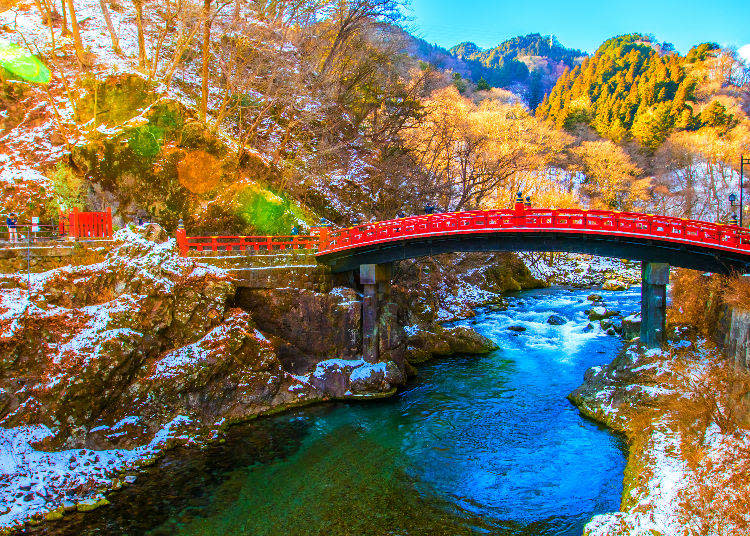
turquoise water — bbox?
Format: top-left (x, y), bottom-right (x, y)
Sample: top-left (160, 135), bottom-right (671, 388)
top-left (32, 287), bottom-right (639, 536)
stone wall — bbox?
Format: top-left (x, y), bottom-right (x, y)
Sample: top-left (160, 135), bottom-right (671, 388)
top-left (722, 306), bottom-right (750, 370)
top-left (0, 244), bottom-right (106, 274)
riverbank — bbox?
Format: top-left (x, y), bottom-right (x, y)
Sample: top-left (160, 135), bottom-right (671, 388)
top-left (13, 285), bottom-right (636, 536)
top-left (570, 337), bottom-right (750, 535)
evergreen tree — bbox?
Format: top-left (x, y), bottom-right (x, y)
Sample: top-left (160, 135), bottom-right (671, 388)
top-left (476, 77), bottom-right (491, 91)
top-left (700, 100), bottom-right (731, 129)
top-left (631, 102), bottom-right (674, 151)
top-left (534, 33), bottom-right (727, 150)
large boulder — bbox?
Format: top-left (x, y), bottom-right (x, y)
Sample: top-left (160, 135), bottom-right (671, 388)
top-left (602, 279), bottom-right (628, 291)
top-left (405, 324), bottom-right (497, 364)
top-left (309, 359), bottom-right (403, 397)
top-left (447, 326), bottom-right (498, 354)
top-left (621, 313), bottom-right (641, 340)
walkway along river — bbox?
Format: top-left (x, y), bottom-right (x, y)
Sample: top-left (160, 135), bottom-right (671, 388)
top-left (24, 286), bottom-right (642, 536)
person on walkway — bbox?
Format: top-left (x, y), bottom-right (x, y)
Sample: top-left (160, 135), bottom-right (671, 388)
top-left (6, 213), bottom-right (18, 244)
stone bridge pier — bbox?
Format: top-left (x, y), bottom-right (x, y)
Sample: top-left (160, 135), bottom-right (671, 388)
top-left (640, 262), bottom-right (669, 348)
top-left (358, 263), bottom-right (400, 364)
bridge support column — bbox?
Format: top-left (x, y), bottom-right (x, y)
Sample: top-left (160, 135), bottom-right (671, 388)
top-left (640, 262), bottom-right (669, 348)
top-left (360, 263), bottom-right (392, 364)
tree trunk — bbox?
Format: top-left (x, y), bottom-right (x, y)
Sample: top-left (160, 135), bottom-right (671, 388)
top-left (201, 0), bottom-right (212, 122)
top-left (134, 0), bottom-right (147, 69)
top-left (34, 0), bottom-right (51, 25)
top-left (65, 0), bottom-right (86, 64)
top-left (60, 0), bottom-right (70, 35)
top-left (99, 0), bottom-right (123, 56)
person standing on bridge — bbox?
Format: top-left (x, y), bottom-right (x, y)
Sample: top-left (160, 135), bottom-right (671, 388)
top-left (6, 212), bottom-right (18, 244)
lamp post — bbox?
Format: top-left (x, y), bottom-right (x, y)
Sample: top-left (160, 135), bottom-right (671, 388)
top-left (729, 193), bottom-right (739, 225)
top-left (741, 155), bottom-right (750, 227)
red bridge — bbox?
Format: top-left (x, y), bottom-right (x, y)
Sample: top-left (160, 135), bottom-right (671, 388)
top-left (177, 206), bottom-right (750, 273)
top-left (314, 207), bottom-right (750, 274)
top-left (177, 203), bottom-right (750, 349)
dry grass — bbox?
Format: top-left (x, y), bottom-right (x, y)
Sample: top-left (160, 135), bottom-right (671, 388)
top-left (660, 346), bottom-right (750, 535)
top-left (668, 269), bottom-right (728, 337)
top-left (720, 273), bottom-right (750, 312)
top-left (670, 269), bottom-right (750, 336)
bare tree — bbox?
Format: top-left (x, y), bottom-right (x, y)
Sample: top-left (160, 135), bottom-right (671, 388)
top-left (317, 0), bottom-right (401, 76)
top-left (65, 0), bottom-right (86, 64)
top-left (133, 0), bottom-right (148, 68)
top-left (200, 0), bottom-right (211, 121)
top-left (99, 0), bottom-right (123, 56)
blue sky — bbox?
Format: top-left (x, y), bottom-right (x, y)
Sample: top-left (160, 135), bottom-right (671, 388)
top-left (406, 0), bottom-right (750, 54)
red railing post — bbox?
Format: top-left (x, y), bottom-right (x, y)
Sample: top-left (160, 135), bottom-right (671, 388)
top-left (513, 191), bottom-right (525, 226)
top-left (175, 220), bottom-right (188, 257)
top-left (72, 208), bottom-right (79, 240)
top-left (105, 207), bottom-right (113, 238)
top-left (314, 226), bottom-right (330, 252)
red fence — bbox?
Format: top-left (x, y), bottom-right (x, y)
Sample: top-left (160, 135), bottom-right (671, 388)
top-left (60, 208), bottom-right (113, 239)
top-left (318, 208), bottom-right (750, 257)
top-left (175, 229), bottom-right (320, 256)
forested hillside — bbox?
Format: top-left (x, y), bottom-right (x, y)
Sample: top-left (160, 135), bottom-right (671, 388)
top-left (534, 33), bottom-right (750, 220)
top-left (537, 34), bottom-right (748, 151)
top-left (449, 34), bottom-right (586, 107)
top-left (387, 30), bottom-right (584, 108)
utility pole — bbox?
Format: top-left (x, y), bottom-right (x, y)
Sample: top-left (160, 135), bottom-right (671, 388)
top-left (26, 224), bottom-right (31, 303)
top-left (742, 155), bottom-right (750, 227)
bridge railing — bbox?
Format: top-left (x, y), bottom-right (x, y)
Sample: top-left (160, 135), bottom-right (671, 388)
top-left (0, 209), bottom-right (113, 246)
top-left (319, 209), bottom-right (750, 255)
top-left (176, 233), bottom-right (320, 256)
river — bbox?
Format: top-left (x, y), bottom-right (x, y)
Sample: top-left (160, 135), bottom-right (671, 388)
top-left (30, 286), bottom-right (641, 536)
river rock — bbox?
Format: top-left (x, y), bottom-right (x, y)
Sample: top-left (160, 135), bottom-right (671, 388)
top-left (547, 314), bottom-right (567, 325)
top-left (621, 313), bottom-right (641, 340)
top-left (507, 325), bottom-right (527, 332)
top-left (587, 294), bottom-right (603, 302)
top-left (405, 325), bottom-right (497, 364)
top-left (602, 279), bottom-right (628, 291)
top-left (349, 361), bottom-right (404, 394)
top-left (587, 307), bottom-right (620, 321)
top-left (447, 326), bottom-right (498, 354)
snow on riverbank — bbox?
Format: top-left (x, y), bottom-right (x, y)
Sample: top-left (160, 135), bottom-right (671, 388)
top-left (0, 416), bottom-right (195, 530)
top-left (523, 253), bottom-right (641, 288)
top-left (575, 341), bottom-right (750, 536)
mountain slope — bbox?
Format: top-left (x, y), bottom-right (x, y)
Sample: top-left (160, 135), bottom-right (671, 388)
top-left (535, 34), bottom-right (745, 151)
top-left (448, 33), bottom-right (586, 107)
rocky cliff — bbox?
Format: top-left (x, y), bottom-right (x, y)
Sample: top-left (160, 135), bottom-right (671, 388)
top-left (0, 225), bottom-right (408, 530)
